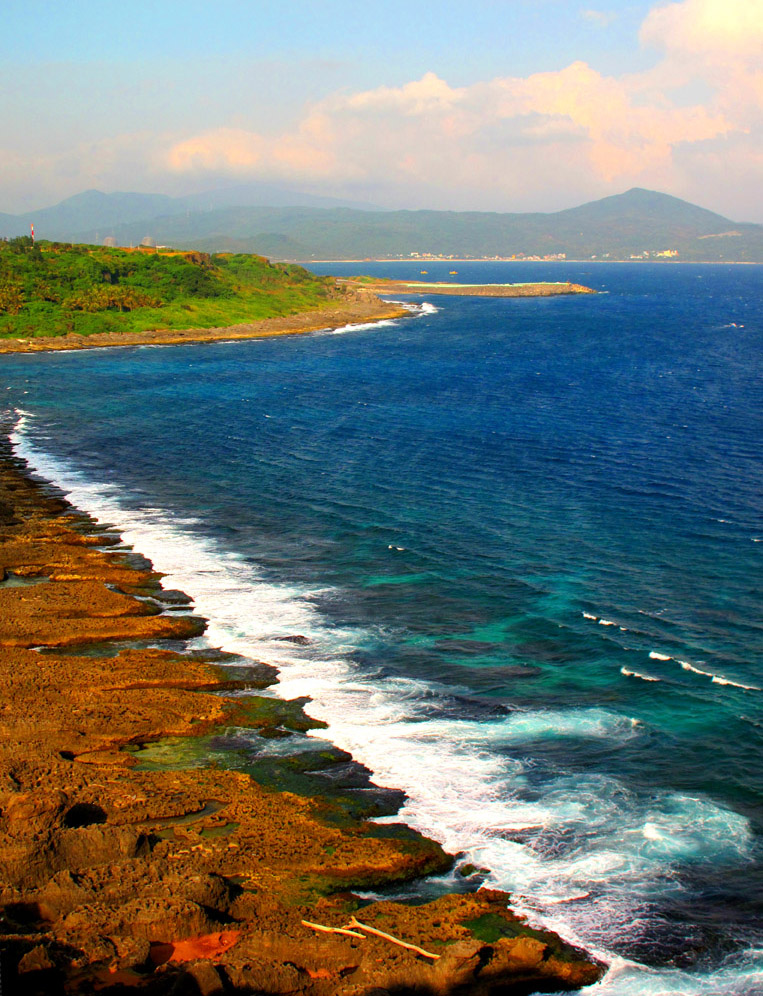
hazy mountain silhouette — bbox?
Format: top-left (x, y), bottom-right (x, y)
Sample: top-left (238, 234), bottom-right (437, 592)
top-left (2, 187), bottom-right (760, 262)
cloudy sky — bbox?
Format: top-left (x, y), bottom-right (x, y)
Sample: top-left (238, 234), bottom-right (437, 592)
top-left (1, 0), bottom-right (761, 219)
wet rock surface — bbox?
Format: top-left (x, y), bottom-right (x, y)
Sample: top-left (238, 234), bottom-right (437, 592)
top-left (0, 438), bottom-right (605, 994)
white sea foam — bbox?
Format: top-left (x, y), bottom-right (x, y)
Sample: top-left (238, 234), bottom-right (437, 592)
top-left (590, 953), bottom-right (763, 996)
top-left (582, 610), bottom-right (629, 632)
top-left (711, 675), bottom-right (762, 692)
top-left (621, 668), bottom-right (660, 683)
top-left (10, 415), bottom-right (761, 996)
top-left (320, 318), bottom-right (399, 336)
top-left (680, 660), bottom-right (714, 677)
top-left (677, 659), bottom-right (761, 691)
top-left (649, 651), bottom-right (672, 661)
top-left (319, 300), bottom-right (437, 336)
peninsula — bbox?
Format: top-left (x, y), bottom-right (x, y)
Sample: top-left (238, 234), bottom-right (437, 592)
top-left (0, 239), bottom-right (597, 356)
top-left (0, 437), bottom-right (606, 993)
top-left (0, 239), bottom-right (406, 354)
top-left (342, 278), bottom-right (596, 298)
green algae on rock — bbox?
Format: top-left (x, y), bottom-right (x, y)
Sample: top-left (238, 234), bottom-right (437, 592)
top-left (0, 438), bottom-right (606, 994)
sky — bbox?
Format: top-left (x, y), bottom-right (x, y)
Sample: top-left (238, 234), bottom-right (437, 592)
top-left (1, 0), bottom-right (761, 220)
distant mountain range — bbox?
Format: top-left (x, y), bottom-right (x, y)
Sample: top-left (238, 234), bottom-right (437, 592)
top-left (1, 187), bottom-right (761, 263)
top-left (0, 184), bottom-right (382, 242)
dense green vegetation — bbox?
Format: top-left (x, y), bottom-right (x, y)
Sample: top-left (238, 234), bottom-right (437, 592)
top-left (0, 238), bottom-right (337, 339)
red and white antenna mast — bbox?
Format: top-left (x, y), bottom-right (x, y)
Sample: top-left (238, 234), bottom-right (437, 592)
top-left (30, 223), bottom-right (35, 244)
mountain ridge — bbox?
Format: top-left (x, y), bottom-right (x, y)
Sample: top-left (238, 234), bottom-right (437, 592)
top-left (0, 185), bottom-right (383, 240)
top-left (1, 187), bottom-right (760, 262)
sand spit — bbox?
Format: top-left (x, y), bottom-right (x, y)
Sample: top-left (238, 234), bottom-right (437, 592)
top-left (342, 280), bottom-right (597, 298)
top-left (0, 438), bottom-right (605, 994)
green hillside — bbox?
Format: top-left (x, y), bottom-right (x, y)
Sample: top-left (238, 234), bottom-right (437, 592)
top-left (0, 186), bottom-right (381, 241)
top-left (0, 238), bottom-right (337, 340)
top-left (3, 188), bottom-right (760, 263)
top-left (59, 188), bottom-right (761, 263)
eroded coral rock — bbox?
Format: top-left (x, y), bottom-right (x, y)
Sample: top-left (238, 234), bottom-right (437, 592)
top-left (0, 442), bottom-right (605, 994)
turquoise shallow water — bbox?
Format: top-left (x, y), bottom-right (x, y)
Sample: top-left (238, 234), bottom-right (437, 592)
top-left (3, 261), bottom-right (763, 994)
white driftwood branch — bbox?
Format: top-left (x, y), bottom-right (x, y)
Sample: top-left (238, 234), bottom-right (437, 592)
top-left (301, 919), bottom-right (366, 939)
top-left (347, 916), bottom-right (441, 960)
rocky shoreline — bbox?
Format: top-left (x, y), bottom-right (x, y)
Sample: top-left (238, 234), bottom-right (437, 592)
top-left (0, 288), bottom-right (407, 355)
top-left (0, 436), bottom-right (606, 995)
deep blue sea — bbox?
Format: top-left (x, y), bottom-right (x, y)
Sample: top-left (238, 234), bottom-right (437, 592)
top-left (3, 261), bottom-right (762, 994)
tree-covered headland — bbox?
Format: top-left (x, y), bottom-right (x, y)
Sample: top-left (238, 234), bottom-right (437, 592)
top-left (0, 238), bottom-right (337, 339)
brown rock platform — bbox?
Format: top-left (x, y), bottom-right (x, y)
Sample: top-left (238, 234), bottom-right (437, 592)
top-left (342, 280), bottom-right (597, 298)
top-left (0, 437), bottom-right (605, 994)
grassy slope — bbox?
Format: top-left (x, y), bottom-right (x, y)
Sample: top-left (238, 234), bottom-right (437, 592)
top-left (0, 240), bottom-right (339, 340)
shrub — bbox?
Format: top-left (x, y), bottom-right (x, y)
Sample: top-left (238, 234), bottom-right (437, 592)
top-left (0, 280), bottom-right (24, 314)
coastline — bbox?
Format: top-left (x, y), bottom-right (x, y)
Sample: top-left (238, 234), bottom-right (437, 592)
top-left (0, 289), bottom-right (407, 356)
top-left (297, 258), bottom-right (761, 265)
top-left (341, 279), bottom-right (596, 298)
top-left (0, 434), bottom-right (605, 994)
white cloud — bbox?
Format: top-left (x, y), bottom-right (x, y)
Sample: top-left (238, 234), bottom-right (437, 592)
top-left (344, 72), bottom-right (465, 113)
top-left (163, 0), bottom-right (759, 211)
top-left (165, 46), bottom-right (736, 207)
top-left (640, 0), bottom-right (763, 62)
top-left (638, 0), bottom-right (763, 121)
top-left (2, 0), bottom-right (760, 217)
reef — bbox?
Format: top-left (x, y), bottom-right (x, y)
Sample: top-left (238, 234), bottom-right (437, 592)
top-left (341, 280), bottom-right (596, 298)
top-left (0, 436), bottom-right (605, 994)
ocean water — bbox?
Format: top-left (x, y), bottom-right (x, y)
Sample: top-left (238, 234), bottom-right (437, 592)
top-left (3, 261), bottom-right (763, 995)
